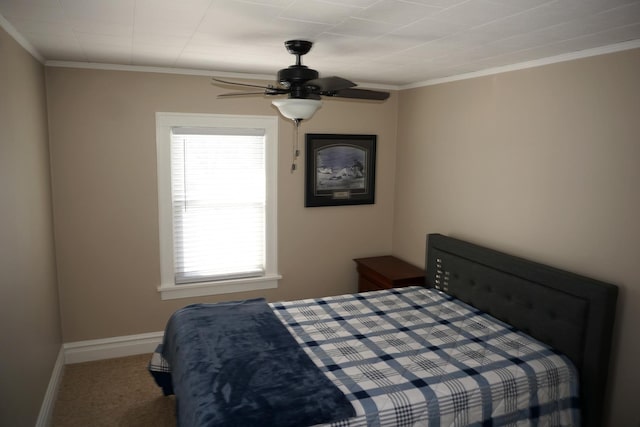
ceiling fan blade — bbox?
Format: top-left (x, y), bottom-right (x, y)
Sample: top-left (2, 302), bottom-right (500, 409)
top-left (217, 92), bottom-right (270, 98)
top-left (306, 76), bottom-right (356, 92)
top-left (324, 88), bottom-right (390, 101)
top-left (211, 77), bottom-right (271, 90)
top-left (216, 85), bottom-right (290, 98)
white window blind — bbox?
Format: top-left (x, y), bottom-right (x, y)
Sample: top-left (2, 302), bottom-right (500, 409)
top-left (170, 126), bottom-right (266, 284)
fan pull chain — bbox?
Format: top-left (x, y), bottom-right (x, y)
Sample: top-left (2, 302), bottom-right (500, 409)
top-left (291, 119), bottom-right (301, 173)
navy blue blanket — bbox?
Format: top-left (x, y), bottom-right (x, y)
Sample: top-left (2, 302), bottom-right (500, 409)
top-left (162, 298), bottom-right (355, 427)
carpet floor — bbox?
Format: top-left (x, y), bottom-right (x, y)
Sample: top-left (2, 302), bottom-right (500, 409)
top-left (52, 353), bottom-right (176, 426)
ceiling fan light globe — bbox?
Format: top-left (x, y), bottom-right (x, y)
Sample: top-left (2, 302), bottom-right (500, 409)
top-left (272, 99), bottom-right (322, 120)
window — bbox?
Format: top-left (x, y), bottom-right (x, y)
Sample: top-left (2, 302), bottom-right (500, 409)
top-left (156, 113), bottom-right (279, 300)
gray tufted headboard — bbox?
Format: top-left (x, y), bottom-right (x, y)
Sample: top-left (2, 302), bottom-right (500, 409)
top-left (425, 233), bottom-right (618, 427)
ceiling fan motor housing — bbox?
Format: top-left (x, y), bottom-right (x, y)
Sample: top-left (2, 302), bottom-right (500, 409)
top-left (278, 66), bottom-right (319, 98)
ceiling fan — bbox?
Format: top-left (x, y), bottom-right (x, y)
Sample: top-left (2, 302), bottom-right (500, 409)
top-left (212, 40), bottom-right (390, 124)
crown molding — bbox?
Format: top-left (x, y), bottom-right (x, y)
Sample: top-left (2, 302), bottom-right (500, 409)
top-left (45, 38), bottom-right (640, 92)
top-left (45, 60), bottom-right (275, 81)
top-left (0, 12), bottom-right (44, 63)
top-left (401, 39), bottom-right (640, 90)
top-left (45, 60), bottom-right (399, 90)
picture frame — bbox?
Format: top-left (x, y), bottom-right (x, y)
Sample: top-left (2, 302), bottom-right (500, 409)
top-left (305, 133), bottom-right (377, 207)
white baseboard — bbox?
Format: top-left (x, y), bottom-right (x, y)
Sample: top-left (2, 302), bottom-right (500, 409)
top-left (34, 333), bottom-right (163, 426)
top-left (63, 331), bottom-right (164, 364)
top-left (36, 346), bottom-right (65, 427)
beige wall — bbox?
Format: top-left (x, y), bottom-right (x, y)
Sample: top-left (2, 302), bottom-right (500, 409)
top-left (45, 67), bottom-right (398, 342)
top-left (0, 27), bottom-right (62, 425)
top-left (393, 48), bottom-right (640, 426)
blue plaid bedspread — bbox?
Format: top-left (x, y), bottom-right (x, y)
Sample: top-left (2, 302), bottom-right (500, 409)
top-left (271, 286), bottom-right (580, 427)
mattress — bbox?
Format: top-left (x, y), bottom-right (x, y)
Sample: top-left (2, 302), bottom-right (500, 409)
top-left (271, 286), bottom-right (580, 426)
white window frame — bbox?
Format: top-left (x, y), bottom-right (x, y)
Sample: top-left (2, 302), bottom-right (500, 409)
top-left (156, 112), bottom-right (280, 300)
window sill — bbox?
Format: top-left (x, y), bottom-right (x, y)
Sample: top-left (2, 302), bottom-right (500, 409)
top-left (158, 274), bottom-right (281, 300)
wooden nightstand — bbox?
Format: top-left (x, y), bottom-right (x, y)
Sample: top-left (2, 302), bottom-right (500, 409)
top-left (354, 256), bottom-right (425, 292)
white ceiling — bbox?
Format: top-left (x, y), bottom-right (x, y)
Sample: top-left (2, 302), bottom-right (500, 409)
top-left (1, 0), bottom-right (639, 87)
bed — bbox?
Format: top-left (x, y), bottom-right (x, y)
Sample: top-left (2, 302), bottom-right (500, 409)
top-left (150, 233), bottom-right (618, 427)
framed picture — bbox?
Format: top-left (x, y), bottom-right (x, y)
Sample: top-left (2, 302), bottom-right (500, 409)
top-left (305, 133), bottom-right (377, 207)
